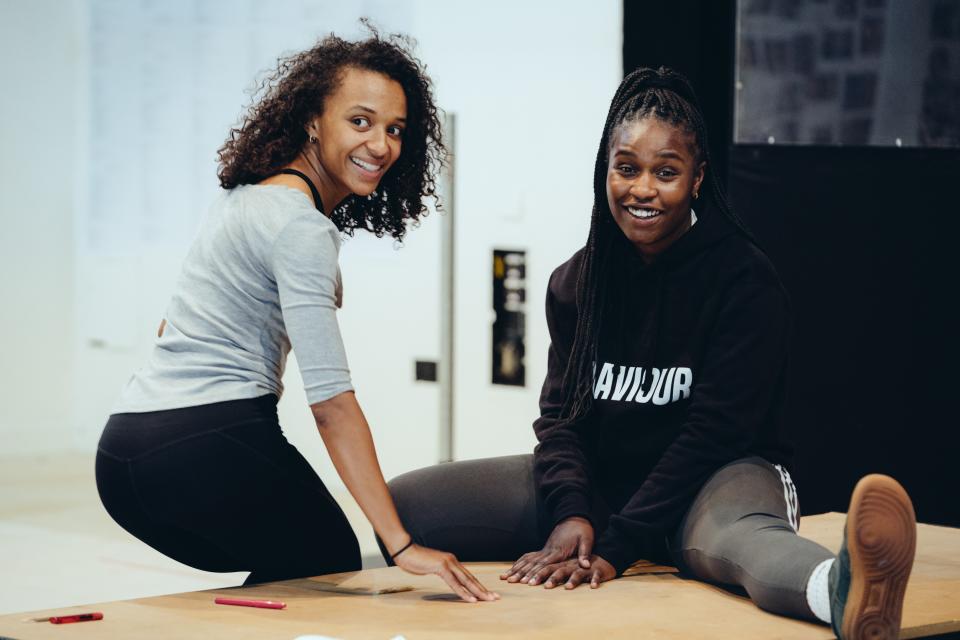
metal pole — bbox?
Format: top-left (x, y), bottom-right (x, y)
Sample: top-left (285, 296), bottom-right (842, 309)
top-left (438, 113), bottom-right (456, 463)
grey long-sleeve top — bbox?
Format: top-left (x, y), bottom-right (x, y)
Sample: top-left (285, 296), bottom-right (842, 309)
top-left (112, 184), bottom-right (352, 413)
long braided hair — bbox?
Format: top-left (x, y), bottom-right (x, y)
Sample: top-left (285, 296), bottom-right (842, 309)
top-left (560, 66), bottom-right (758, 423)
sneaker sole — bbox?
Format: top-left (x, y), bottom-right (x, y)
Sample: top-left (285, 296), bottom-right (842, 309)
top-left (841, 474), bottom-right (916, 640)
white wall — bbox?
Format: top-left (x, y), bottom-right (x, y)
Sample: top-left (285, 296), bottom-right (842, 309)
top-left (0, 1), bottom-right (622, 488)
top-left (291, 0), bottom-right (623, 484)
top-left (0, 1), bottom-right (80, 454)
top-left (412, 2), bottom-right (622, 460)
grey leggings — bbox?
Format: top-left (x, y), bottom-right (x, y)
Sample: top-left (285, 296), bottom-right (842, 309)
top-left (386, 455), bottom-right (834, 622)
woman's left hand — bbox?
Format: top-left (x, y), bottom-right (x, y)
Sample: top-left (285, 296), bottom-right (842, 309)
top-left (523, 555), bottom-right (616, 589)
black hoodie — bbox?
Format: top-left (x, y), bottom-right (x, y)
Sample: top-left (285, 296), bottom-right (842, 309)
top-left (532, 205), bottom-right (793, 574)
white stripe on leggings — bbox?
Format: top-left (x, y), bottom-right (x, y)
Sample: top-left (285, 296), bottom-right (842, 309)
top-left (773, 464), bottom-right (800, 531)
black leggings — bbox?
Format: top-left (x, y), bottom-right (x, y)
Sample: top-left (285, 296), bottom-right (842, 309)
top-left (386, 454), bottom-right (834, 621)
top-left (95, 395), bottom-right (360, 584)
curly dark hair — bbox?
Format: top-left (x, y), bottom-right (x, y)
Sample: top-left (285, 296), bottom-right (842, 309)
top-left (217, 24), bottom-right (445, 241)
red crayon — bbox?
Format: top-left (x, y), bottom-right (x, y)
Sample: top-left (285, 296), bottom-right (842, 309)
top-left (49, 612), bottom-right (104, 624)
top-left (214, 597), bottom-right (286, 610)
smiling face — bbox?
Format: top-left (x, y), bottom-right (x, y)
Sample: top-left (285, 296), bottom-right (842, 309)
top-left (606, 117), bottom-right (705, 262)
top-left (307, 66), bottom-right (408, 208)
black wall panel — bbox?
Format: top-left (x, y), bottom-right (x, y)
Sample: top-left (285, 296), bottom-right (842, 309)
top-left (623, 0), bottom-right (959, 526)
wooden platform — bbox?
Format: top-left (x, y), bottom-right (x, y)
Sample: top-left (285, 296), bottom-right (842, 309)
top-left (1, 514), bottom-right (957, 639)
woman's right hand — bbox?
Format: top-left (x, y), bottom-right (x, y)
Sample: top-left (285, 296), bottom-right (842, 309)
top-left (500, 516), bottom-right (595, 584)
top-left (393, 544), bottom-right (500, 603)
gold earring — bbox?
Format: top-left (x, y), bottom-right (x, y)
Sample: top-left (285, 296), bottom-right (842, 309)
top-left (693, 191), bottom-right (699, 200)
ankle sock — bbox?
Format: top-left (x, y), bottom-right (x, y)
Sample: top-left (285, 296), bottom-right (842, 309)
top-left (805, 558), bottom-right (835, 624)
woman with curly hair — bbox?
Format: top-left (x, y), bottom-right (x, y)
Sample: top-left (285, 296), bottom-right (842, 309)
top-left (94, 30), bottom-right (497, 603)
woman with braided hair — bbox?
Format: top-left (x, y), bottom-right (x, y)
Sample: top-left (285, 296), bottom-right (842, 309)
top-left (95, 29), bottom-right (497, 603)
top-left (386, 67), bottom-right (916, 637)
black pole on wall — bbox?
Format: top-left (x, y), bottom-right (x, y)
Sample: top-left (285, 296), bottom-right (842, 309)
top-left (622, 0), bottom-right (736, 185)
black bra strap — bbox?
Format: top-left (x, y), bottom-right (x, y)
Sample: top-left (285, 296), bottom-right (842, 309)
top-left (275, 168), bottom-right (324, 213)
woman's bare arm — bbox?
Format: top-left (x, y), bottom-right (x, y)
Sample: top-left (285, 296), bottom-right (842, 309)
top-left (311, 391), bottom-right (498, 603)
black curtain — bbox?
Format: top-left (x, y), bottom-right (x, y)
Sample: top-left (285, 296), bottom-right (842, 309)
top-left (623, 0), bottom-right (959, 527)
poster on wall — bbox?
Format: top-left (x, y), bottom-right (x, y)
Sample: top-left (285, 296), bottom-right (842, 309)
top-left (492, 249), bottom-right (526, 387)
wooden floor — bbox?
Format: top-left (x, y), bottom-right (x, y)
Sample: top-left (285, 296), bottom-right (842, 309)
top-left (2, 513), bottom-right (958, 640)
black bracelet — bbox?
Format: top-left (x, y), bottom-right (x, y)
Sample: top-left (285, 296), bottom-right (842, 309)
top-left (390, 539), bottom-right (415, 561)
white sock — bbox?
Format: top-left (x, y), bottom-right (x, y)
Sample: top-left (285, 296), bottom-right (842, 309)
top-left (806, 558), bottom-right (835, 624)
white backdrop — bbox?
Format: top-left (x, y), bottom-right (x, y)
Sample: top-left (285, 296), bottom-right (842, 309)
top-left (1, 0), bottom-right (621, 488)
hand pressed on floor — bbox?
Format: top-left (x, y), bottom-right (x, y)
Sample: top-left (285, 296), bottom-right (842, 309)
top-left (500, 516), bottom-right (595, 583)
top-left (534, 555), bottom-right (616, 590)
top-left (394, 544), bottom-right (500, 603)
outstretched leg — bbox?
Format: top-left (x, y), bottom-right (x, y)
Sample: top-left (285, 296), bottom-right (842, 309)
top-left (383, 454), bottom-right (545, 563)
top-left (672, 457), bottom-right (835, 621)
top-left (673, 458), bottom-right (916, 639)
